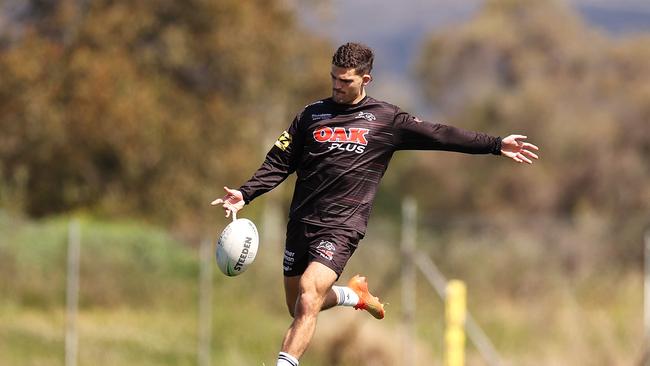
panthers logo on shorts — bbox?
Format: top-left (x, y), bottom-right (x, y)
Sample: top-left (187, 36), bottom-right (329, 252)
top-left (315, 240), bottom-right (336, 261)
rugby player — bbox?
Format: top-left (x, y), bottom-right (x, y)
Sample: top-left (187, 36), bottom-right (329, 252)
top-left (212, 42), bottom-right (539, 366)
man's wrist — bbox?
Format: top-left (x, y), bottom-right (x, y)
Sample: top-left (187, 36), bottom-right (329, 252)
top-left (492, 136), bottom-right (503, 155)
top-left (239, 188), bottom-right (251, 205)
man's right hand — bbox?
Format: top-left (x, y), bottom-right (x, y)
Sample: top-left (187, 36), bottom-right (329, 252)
top-left (211, 186), bottom-right (245, 219)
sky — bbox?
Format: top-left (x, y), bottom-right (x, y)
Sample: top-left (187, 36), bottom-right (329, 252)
top-left (2, 0), bottom-right (648, 115)
top-left (294, 0), bottom-right (650, 115)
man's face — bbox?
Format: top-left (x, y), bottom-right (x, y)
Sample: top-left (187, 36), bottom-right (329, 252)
top-left (330, 65), bottom-right (371, 104)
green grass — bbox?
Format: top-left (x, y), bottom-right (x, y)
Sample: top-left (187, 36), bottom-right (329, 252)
top-left (0, 213), bottom-right (288, 365)
top-left (0, 212), bottom-right (644, 365)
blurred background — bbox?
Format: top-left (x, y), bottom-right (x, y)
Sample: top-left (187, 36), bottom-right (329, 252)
top-left (0, 0), bottom-right (649, 365)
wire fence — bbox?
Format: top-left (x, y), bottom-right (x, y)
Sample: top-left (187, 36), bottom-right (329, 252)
top-left (52, 207), bottom-right (648, 366)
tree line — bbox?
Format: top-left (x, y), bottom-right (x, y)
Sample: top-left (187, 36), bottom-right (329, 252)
top-left (0, 0), bottom-right (648, 263)
top-left (0, 0), bottom-right (331, 229)
top-left (413, 0), bottom-right (649, 264)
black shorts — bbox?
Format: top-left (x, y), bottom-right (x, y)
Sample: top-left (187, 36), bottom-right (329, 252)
top-left (283, 219), bottom-right (363, 278)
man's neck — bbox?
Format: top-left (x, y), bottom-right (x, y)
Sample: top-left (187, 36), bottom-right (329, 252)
top-left (348, 89), bottom-right (367, 105)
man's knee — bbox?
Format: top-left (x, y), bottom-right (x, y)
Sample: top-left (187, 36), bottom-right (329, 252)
top-left (284, 262), bottom-right (337, 319)
top-left (287, 287), bottom-right (326, 318)
top-left (294, 290), bottom-right (324, 318)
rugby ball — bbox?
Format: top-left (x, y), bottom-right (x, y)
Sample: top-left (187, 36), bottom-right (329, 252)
top-left (216, 217), bottom-right (259, 276)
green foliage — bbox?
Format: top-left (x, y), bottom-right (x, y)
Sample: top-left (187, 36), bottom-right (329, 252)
top-left (1, 0), bottom-right (646, 364)
top-left (0, 0), bottom-right (331, 229)
top-left (0, 213), bottom-right (288, 364)
top-left (0, 214), bottom-right (642, 365)
top-left (414, 0), bottom-right (650, 265)
top-left (0, 213), bottom-right (197, 309)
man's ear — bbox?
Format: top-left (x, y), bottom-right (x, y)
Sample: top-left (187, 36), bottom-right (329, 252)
top-left (362, 74), bottom-right (372, 86)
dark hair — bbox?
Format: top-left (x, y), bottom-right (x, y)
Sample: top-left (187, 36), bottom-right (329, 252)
top-left (332, 42), bottom-right (374, 75)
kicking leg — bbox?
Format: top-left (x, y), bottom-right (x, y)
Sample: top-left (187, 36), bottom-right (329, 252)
top-left (284, 273), bottom-right (385, 319)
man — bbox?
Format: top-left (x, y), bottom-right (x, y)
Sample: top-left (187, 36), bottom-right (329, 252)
top-left (212, 42), bottom-right (539, 366)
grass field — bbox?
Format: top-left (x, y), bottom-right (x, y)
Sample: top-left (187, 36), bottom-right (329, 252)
top-left (0, 212), bottom-right (643, 365)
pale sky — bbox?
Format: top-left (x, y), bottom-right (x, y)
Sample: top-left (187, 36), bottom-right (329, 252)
top-left (294, 0), bottom-right (650, 115)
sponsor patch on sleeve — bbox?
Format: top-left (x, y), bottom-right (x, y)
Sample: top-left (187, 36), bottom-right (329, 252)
top-left (274, 131), bottom-right (292, 151)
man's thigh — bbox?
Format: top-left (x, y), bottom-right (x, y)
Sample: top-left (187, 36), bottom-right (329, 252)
top-left (284, 261), bottom-right (337, 315)
top-left (299, 261), bottom-right (337, 294)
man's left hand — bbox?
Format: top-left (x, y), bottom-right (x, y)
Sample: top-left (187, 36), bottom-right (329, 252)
top-left (500, 135), bottom-right (539, 164)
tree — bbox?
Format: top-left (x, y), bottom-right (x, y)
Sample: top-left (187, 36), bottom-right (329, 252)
top-left (0, 0), bottom-right (331, 230)
top-left (414, 0), bottom-right (650, 264)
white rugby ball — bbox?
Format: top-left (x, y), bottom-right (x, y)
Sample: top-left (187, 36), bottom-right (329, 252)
top-left (216, 218), bottom-right (259, 276)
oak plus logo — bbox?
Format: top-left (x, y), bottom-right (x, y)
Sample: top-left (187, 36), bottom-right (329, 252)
top-left (313, 126), bottom-right (369, 154)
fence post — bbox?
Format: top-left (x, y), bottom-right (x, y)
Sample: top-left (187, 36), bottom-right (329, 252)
top-left (401, 197), bottom-right (417, 365)
top-left (198, 238), bottom-right (213, 366)
top-left (415, 253), bottom-right (502, 366)
top-left (445, 280), bottom-right (466, 366)
top-left (65, 219), bottom-right (81, 366)
top-left (643, 229), bottom-right (650, 365)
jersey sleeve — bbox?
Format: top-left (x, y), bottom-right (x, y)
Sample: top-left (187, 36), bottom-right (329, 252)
top-left (393, 109), bottom-right (501, 154)
top-left (238, 113), bottom-right (304, 204)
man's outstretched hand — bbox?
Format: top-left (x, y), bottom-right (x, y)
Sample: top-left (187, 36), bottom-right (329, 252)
top-left (500, 135), bottom-right (539, 164)
top-left (211, 186), bottom-right (245, 218)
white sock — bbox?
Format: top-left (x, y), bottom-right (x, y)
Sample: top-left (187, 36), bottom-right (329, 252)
top-left (277, 352), bottom-right (299, 366)
top-left (332, 285), bottom-right (359, 307)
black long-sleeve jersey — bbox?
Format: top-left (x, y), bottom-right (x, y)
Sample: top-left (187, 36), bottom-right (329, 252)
top-left (239, 96), bottom-right (502, 235)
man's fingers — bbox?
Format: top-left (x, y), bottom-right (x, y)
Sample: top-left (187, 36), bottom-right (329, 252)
top-left (514, 154), bottom-right (524, 163)
top-left (510, 153), bottom-right (529, 164)
top-left (211, 198), bottom-right (224, 205)
top-left (503, 135), bottom-right (539, 164)
top-left (522, 142), bottom-right (539, 151)
top-left (507, 151), bottom-right (533, 164)
top-left (224, 186), bottom-right (239, 195)
top-left (509, 134), bottom-right (527, 142)
top-left (522, 149), bottom-right (539, 160)
top-left (224, 203), bottom-right (241, 219)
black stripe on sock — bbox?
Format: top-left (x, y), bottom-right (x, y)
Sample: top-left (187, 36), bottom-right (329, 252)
top-left (278, 353), bottom-right (298, 366)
